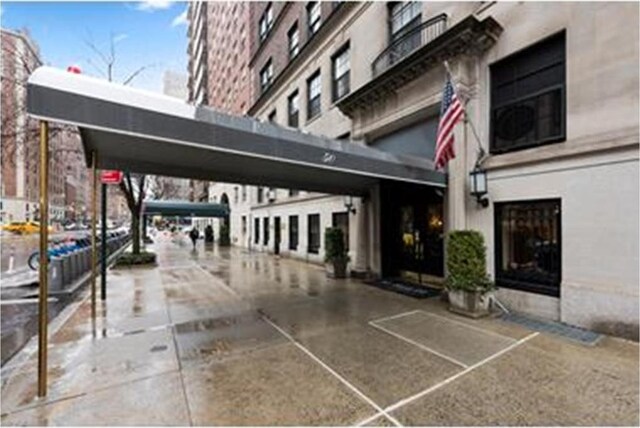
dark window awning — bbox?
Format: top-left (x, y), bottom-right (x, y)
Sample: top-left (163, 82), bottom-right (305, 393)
top-left (27, 67), bottom-right (445, 196)
top-left (142, 200), bottom-right (229, 218)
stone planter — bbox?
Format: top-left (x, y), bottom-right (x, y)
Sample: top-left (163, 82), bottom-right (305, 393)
top-left (448, 289), bottom-right (493, 318)
top-left (326, 259), bottom-right (348, 279)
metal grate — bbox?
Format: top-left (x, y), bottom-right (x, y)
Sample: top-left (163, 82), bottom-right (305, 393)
top-left (502, 312), bottom-right (602, 345)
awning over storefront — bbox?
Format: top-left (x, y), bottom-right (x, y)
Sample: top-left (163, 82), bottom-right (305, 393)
top-left (27, 67), bottom-right (445, 196)
top-left (142, 200), bottom-right (229, 218)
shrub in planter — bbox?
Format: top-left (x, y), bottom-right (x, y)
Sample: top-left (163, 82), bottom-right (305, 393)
top-left (114, 251), bottom-right (157, 267)
top-left (445, 230), bottom-right (494, 317)
top-left (324, 227), bottom-right (350, 278)
top-left (218, 223), bottom-right (231, 247)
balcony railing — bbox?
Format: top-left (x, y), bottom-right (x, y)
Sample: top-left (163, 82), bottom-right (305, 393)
top-left (372, 14), bottom-right (447, 78)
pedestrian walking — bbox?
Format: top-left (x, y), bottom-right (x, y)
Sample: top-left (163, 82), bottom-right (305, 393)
top-left (189, 227), bottom-right (199, 250)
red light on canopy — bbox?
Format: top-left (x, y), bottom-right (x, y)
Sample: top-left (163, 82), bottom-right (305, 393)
top-left (66, 65), bottom-right (82, 74)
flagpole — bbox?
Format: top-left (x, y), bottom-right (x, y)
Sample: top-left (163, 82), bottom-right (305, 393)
top-left (443, 61), bottom-right (486, 167)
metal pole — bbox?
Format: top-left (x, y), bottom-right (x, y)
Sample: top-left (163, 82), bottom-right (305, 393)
top-left (37, 120), bottom-right (49, 398)
top-left (100, 182), bottom-right (107, 300)
top-left (91, 153), bottom-right (97, 318)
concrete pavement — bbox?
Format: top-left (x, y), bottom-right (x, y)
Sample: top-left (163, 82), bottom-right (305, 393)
top-left (1, 233), bottom-right (638, 425)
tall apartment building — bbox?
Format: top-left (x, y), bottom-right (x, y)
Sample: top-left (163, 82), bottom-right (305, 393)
top-left (194, 2), bottom-right (639, 339)
top-left (1, 28), bottom-right (67, 223)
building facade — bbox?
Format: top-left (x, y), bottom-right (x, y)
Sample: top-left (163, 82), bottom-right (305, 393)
top-left (1, 28), bottom-right (68, 224)
top-left (195, 2), bottom-right (639, 339)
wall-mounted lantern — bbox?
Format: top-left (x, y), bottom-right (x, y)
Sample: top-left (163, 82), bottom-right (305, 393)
top-left (469, 166), bottom-right (489, 208)
top-left (343, 196), bottom-right (356, 214)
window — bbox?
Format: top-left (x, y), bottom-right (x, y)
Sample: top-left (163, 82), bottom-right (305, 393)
top-left (259, 3), bottom-right (274, 42)
top-left (490, 32), bottom-right (566, 154)
top-left (268, 109), bottom-right (277, 123)
top-left (263, 217), bottom-right (270, 245)
top-left (288, 90), bottom-right (299, 128)
top-left (242, 185), bottom-right (247, 202)
top-left (495, 199), bottom-right (561, 297)
top-left (257, 187), bottom-right (264, 204)
top-left (307, 1), bottom-right (321, 35)
top-left (289, 215), bottom-right (299, 250)
top-left (260, 59), bottom-right (274, 93)
top-left (389, 1), bottom-right (421, 42)
top-left (288, 189), bottom-right (300, 197)
top-left (332, 43), bottom-right (350, 101)
top-left (233, 186), bottom-right (239, 204)
top-left (254, 218), bottom-right (260, 244)
top-left (307, 214), bottom-right (320, 254)
top-left (332, 212), bottom-right (349, 250)
top-left (288, 23), bottom-right (300, 59)
top-left (241, 216), bottom-right (247, 235)
top-left (307, 70), bottom-right (321, 119)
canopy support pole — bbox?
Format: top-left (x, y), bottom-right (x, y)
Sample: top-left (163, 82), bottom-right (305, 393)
top-left (91, 152), bottom-right (97, 319)
top-left (37, 121), bottom-right (49, 398)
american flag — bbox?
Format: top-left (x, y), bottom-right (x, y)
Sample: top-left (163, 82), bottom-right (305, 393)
top-left (434, 77), bottom-right (464, 170)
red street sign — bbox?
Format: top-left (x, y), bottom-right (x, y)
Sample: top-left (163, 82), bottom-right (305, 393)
top-left (101, 170), bottom-right (123, 184)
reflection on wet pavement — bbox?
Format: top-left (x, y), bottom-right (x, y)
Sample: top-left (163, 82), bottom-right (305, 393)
top-left (1, 234), bottom-right (638, 426)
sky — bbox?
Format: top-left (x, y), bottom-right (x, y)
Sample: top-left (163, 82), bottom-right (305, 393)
top-left (1, 1), bottom-right (189, 94)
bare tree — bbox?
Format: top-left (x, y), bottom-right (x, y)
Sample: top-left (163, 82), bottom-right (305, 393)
top-left (83, 32), bottom-right (156, 255)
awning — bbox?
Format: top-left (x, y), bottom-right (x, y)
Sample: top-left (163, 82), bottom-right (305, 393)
top-left (142, 201), bottom-right (230, 218)
top-left (26, 67), bottom-right (445, 196)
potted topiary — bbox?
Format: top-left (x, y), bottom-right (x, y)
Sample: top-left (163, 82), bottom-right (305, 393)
top-left (324, 227), bottom-right (350, 278)
top-left (445, 230), bottom-right (495, 318)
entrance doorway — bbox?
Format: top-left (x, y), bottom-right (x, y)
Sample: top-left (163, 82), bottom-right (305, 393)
top-left (274, 216), bottom-right (281, 255)
top-left (380, 181), bottom-right (444, 284)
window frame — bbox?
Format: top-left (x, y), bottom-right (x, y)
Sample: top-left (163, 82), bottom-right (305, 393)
top-left (263, 217), bottom-right (270, 246)
top-left (489, 31), bottom-right (567, 154)
top-left (289, 215), bottom-right (299, 251)
top-left (307, 214), bottom-right (320, 254)
top-left (389, 1), bottom-right (421, 43)
top-left (259, 3), bottom-right (274, 42)
top-left (307, 70), bottom-right (321, 120)
top-left (288, 90), bottom-right (299, 128)
top-left (307, 1), bottom-right (322, 36)
top-left (254, 217), bottom-right (260, 245)
top-left (288, 22), bottom-right (300, 59)
top-left (494, 198), bottom-right (562, 297)
top-left (260, 59), bottom-right (274, 93)
top-left (331, 42), bottom-right (350, 102)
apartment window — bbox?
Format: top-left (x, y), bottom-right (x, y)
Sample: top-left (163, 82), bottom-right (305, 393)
top-left (288, 189), bottom-right (300, 197)
top-left (268, 109), bottom-right (277, 123)
top-left (332, 43), bottom-right (350, 101)
top-left (288, 23), bottom-right (300, 59)
top-left (259, 3), bottom-right (274, 42)
top-left (332, 212), bottom-right (349, 251)
top-left (307, 70), bottom-right (321, 119)
top-left (242, 185), bottom-right (247, 202)
top-left (490, 32), bottom-right (566, 154)
top-left (260, 59), bottom-right (274, 93)
top-left (257, 187), bottom-right (264, 204)
top-left (241, 216), bottom-right (247, 235)
top-left (263, 217), bottom-right (270, 246)
top-left (307, 214), bottom-right (320, 254)
top-left (307, 1), bottom-right (321, 35)
top-left (288, 90), bottom-right (299, 128)
top-left (495, 199), bottom-right (561, 297)
top-left (289, 215), bottom-right (299, 250)
top-left (233, 186), bottom-right (239, 204)
top-left (254, 218), bottom-right (260, 244)
top-left (389, 1), bottom-right (421, 42)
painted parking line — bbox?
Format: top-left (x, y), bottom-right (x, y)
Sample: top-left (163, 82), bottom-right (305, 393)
top-left (369, 310), bottom-right (421, 324)
top-left (414, 310), bottom-right (517, 343)
top-left (369, 321), bottom-right (468, 369)
top-left (355, 332), bottom-right (540, 426)
top-left (261, 315), bottom-right (404, 427)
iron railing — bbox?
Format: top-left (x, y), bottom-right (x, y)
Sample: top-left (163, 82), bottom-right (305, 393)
top-left (372, 14), bottom-right (448, 78)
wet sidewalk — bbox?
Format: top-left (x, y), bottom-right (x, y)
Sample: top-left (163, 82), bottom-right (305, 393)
top-left (1, 234), bottom-right (638, 426)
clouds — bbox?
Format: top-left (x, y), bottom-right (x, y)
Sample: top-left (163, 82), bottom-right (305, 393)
top-left (171, 9), bottom-right (187, 27)
top-left (136, 0), bottom-right (173, 12)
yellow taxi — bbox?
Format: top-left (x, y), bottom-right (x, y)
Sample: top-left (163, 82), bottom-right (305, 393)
top-left (1, 221), bottom-right (53, 234)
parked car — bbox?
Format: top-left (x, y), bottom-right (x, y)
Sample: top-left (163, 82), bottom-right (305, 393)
top-left (1, 221), bottom-right (53, 234)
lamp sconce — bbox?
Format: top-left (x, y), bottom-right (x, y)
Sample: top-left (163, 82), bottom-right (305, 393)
top-left (469, 166), bottom-right (489, 208)
top-left (343, 196), bottom-right (357, 214)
